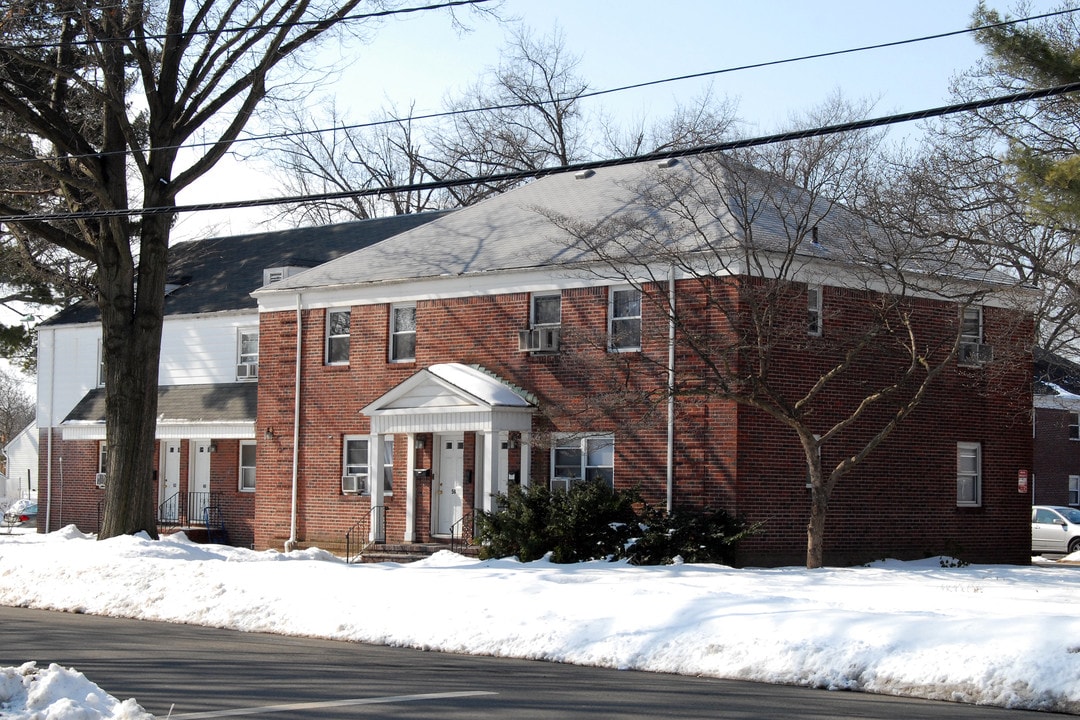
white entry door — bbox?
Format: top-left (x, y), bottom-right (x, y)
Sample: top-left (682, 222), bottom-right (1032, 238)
top-left (435, 433), bottom-right (465, 536)
top-left (191, 441), bottom-right (212, 524)
top-left (159, 441), bottom-right (181, 522)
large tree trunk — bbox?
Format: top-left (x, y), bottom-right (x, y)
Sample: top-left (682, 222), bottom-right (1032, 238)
top-left (98, 215), bottom-right (170, 539)
top-left (806, 485), bottom-right (829, 569)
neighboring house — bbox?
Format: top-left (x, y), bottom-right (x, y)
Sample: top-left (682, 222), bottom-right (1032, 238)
top-left (250, 154), bottom-right (1034, 566)
top-left (35, 213), bottom-right (447, 545)
top-left (1033, 348), bottom-right (1080, 507)
top-left (3, 421), bottom-right (38, 499)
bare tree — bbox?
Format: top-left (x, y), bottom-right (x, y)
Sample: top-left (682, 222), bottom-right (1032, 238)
top-left (0, 0), bottom-right (407, 538)
top-left (0, 366), bottom-right (34, 471)
top-left (546, 103), bottom-right (1027, 568)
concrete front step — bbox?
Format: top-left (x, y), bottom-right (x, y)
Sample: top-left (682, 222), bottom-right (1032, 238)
top-left (356, 542), bottom-right (479, 563)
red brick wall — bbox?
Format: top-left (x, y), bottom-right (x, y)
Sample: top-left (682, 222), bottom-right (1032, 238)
top-left (37, 431), bottom-right (255, 545)
top-left (1033, 406), bottom-right (1080, 506)
top-left (253, 279), bottom-right (1033, 565)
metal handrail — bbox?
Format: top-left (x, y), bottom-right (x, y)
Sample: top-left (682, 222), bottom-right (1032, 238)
top-left (450, 512), bottom-right (474, 553)
top-left (345, 504), bottom-right (385, 563)
top-left (156, 492), bottom-right (219, 528)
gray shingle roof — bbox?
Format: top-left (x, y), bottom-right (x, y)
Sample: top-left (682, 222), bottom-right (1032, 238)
top-left (46, 211), bottom-right (451, 325)
top-left (63, 383), bottom-right (258, 424)
top-left (255, 154), bottom-right (1016, 293)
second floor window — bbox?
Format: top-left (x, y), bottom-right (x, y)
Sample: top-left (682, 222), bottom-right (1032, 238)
top-left (961, 306), bottom-right (983, 344)
top-left (1070, 412), bottom-right (1079, 441)
top-left (807, 286), bottom-right (822, 336)
top-left (531, 293), bottom-right (561, 327)
top-left (609, 287), bottom-right (641, 351)
top-left (237, 328), bottom-right (259, 379)
top-left (390, 304), bottom-right (416, 362)
top-left (326, 309), bottom-right (351, 365)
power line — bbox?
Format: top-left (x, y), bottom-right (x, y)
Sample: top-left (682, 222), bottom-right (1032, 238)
top-left (0, 7), bottom-right (1073, 170)
top-left (0, 0), bottom-right (493, 51)
top-left (3, 80), bottom-right (1078, 225)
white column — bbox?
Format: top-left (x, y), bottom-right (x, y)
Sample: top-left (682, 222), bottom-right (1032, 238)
top-left (369, 434), bottom-right (385, 542)
top-left (481, 430), bottom-right (501, 514)
top-left (519, 431), bottom-right (531, 488)
top-left (404, 433), bottom-right (417, 542)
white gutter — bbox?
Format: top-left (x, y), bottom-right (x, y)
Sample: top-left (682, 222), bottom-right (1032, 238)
top-left (286, 292), bottom-right (302, 551)
top-left (666, 265), bottom-right (676, 514)
top-left (45, 328), bottom-right (55, 532)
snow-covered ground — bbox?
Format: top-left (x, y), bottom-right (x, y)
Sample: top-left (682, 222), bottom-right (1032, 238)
top-left (1, 526), bottom-right (1078, 719)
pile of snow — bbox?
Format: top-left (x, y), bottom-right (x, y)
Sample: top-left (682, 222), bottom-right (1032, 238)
top-left (0, 662), bottom-right (150, 719)
top-left (1, 528), bottom-right (1079, 717)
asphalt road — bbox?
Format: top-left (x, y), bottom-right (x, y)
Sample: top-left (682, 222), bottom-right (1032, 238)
top-left (0, 606), bottom-right (1049, 719)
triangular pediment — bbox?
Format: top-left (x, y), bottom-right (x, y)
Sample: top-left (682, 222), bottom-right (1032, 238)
top-left (363, 363), bottom-right (534, 416)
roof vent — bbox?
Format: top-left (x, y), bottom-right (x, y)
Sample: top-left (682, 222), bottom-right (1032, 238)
top-left (263, 266), bottom-right (309, 286)
top-left (574, 169), bottom-right (595, 180)
top-left (657, 158), bottom-right (679, 168)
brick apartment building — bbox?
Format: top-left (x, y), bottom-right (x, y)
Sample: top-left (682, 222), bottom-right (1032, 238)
top-left (33, 153), bottom-right (1034, 565)
top-left (249, 154), bottom-right (1034, 566)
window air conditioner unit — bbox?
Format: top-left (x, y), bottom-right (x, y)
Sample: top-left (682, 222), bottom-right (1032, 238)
top-left (958, 342), bottom-right (993, 366)
top-left (518, 327), bottom-right (561, 352)
top-left (236, 362), bottom-right (259, 379)
top-left (341, 475), bottom-right (369, 495)
top-left (94, 473), bottom-right (107, 488)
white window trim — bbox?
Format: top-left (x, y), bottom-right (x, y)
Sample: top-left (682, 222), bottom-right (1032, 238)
top-left (550, 434), bottom-right (615, 490)
top-left (239, 441), bottom-right (256, 492)
top-left (807, 286), bottom-right (823, 337)
top-left (237, 327), bottom-right (259, 380)
top-left (531, 291), bottom-right (562, 328)
top-left (956, 441), bottom-right (982, 507)
top-left (609, 286), bottom-right (642, 352)
top-left (1070, 412), bottom-right (1080, 441)
top-left (1069, 475), bottom-right (1079, 506)
top-left (389, 303), bottom-right (417, 363)
top-left (961, 306), bottom-right (983, 344)
top-left (343, 435), bottom-right (370, 495)
top-left (97, 339), bottom-right (106, 387)
top-left (326, 308), bottom-right (351, 365)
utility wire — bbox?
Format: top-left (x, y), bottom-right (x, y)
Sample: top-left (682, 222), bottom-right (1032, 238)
top-left (0, 7), bottom-right (1073, 170)
top-left (0, 0), bottom-right (493, 51)
top-left (2, 80), bottom-right (1078, 225)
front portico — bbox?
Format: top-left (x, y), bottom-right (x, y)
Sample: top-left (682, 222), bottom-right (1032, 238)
top-left (361, 363), bottom-right (535, 542)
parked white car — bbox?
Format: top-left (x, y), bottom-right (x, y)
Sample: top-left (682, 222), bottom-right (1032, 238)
top-left (1031, 505), bottom-right (1080, 555)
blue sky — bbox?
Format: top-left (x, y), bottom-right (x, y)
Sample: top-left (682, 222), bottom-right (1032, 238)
top-left (175, 0), bottom-right (1063, 239)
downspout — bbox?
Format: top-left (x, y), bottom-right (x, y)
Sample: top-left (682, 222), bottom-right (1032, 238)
top-left (286, 292), bottom-right (302, 551)
top-left (45, 328), bottom-right (55, 532)
top-left (666, 264), bottom-right (676, 514)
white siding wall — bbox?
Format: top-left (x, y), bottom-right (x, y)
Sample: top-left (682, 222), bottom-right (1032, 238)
top-left (37, 312), bottom-right (258, 427)
top-left (3, 422), bottom-right (38, 497)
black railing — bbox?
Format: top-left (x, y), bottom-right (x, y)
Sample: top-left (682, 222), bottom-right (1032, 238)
top-left (157, 492), bottom-right (219, 528)
top-left (450, 512), bottom-right (474, 554)
top-left (345, 504), bottom-right (385, 563)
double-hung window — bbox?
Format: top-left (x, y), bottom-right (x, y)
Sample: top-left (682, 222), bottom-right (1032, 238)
top-left (239, 441), bottom-right (256, 491)
top-left (1069, 475), bottom-right (1079, 505)
top-left (551, 435), bottom-right (615, 491)
top-left (807, 286), bottom-right (822, 337)
top-left (343, 436), bottom-right (369, 494)
top-left (237, 328), bottom-right (259, 379)
top-left (956, 441), bottom-right (982, 507)
top-left (342, 436), bottom-right (394, 495)
top-left (609, 287), bottom-right (641, 351)
top-left (532, 293), bottom-right (561, 328)
top-left (961, 306), bottom-right (983, 344)
top-left (326, 309), bottom-right (351, 365)
top-left (390, 304), bottom-right (416, 362)
top-left (1070, 412), bottom-right (1079, 441)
